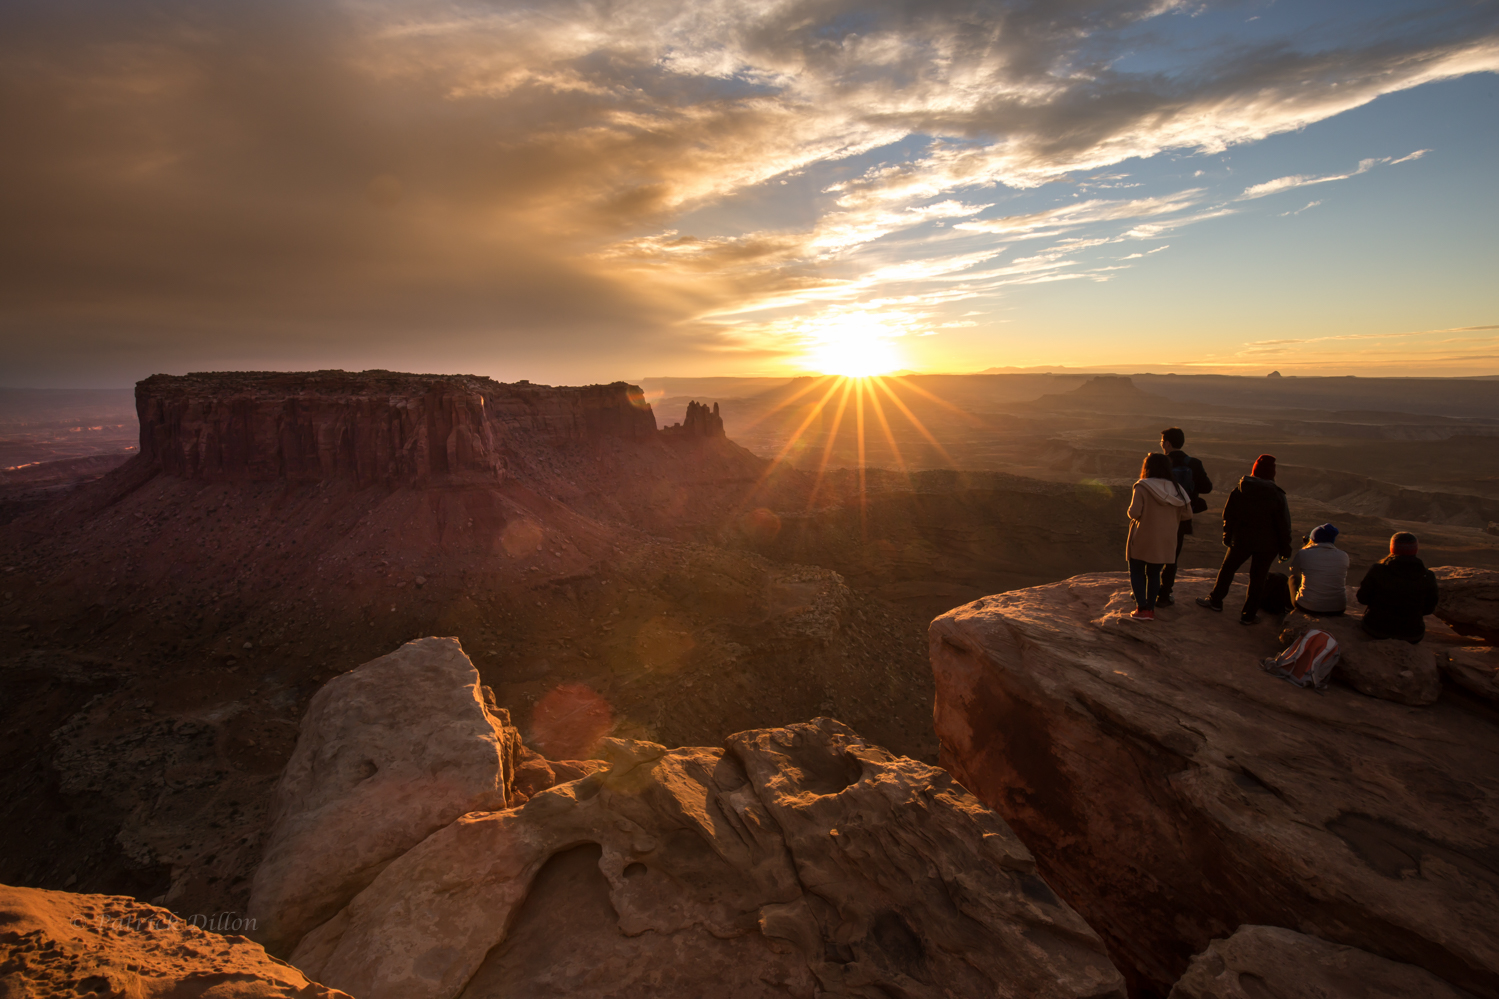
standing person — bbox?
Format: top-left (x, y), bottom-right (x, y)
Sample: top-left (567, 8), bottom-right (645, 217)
top-left (1289, 523), bottom-right (1350, 615)
top-left (1126, 452), bottom-right (1193, 621)
top-left (1157, 427), bottom-right (1213, 606)
top-left (1196, 454), bottom-right (1291, 625)
top-left (1357, 532), bottom-right (1440, 642)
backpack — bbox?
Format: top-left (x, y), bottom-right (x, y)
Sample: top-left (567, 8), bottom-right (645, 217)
top-left (1260, 629), bottom-right (1339, 690)
top-left (1170, 463), bottom-right (1195, 499)
top-left (1168, 455), bottom-right (1208, 513)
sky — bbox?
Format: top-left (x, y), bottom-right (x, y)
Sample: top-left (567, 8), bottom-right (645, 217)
top-left (1, 0), bottom-right (1497, 387)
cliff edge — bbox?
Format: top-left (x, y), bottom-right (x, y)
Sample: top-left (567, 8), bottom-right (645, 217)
top-left (930, 569), bottom-right (1499, 999)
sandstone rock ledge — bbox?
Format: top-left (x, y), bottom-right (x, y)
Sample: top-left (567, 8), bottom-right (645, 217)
top-left (930, 569), bottom-right (1499, 999)
top-left (255, 640), bottom-right (1125, 999)
top-left (0, 884), bottom-right (352, 998)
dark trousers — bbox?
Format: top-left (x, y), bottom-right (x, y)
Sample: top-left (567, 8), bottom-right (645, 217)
top-left (1159, 521), bottom-right (1190, 597)
top-left (1208, 546), bottom-right (1276, 618)
top-left (1128, 558), bottom-right (1164, 612)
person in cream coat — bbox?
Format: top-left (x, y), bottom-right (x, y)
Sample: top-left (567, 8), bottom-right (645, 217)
top-left (1126, 452), bottom-right (1193, 621)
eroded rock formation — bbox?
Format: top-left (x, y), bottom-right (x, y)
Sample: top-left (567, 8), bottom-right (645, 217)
top-left (135, 370), bottom-right (657, 483)
top-left (262, 636), bottom-right (1125, 999)
top-left (1168, 925), bottom-right (1473, 999)
top-left (0, 884), bottom-right (352, 998)
top-left (930, 569), bottom-right (1499, 998)
top-left (663, 400), bottom-right (726, 438)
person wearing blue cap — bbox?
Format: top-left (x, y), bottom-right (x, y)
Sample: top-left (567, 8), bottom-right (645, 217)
top-left (1288, 523), bottom-right (1350, 615)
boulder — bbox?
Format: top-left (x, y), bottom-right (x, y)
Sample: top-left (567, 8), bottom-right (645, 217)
top-left (290, 720), bottom-right (1125, 999)
top-left (1168, 925), bottom-right (1474, 999)
top-left (1439, 645), bottom-right (1499, 704)
top-left (1278, 609), bottom-right (1442, 705)
top-left (930, 570), bottom-right (1499, 999)
top-left (0, 883), bottom-right (352, 998)
top-left (248, 637), bottom-right (521, 955)
top-left (1433, 566), bottom-right (1499, 641)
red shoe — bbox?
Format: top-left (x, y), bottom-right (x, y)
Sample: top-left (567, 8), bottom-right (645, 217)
top-left (1128, 608), bottom-right (1155, 621)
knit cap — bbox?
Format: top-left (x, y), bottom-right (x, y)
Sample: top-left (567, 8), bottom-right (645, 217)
top-left (1311, 523), bottom-right (1338, 544)
top-left (1250, 454), bottom-right (1276, 480)
top-left (1390, 532), bottom-right (1419, 556)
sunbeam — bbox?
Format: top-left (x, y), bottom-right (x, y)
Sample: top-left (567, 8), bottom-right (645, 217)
top-left (870, 376), bottom-right (959, 467)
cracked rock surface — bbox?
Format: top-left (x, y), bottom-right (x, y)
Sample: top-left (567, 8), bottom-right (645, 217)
top-left (930, 569), bottom-right (1499, 999)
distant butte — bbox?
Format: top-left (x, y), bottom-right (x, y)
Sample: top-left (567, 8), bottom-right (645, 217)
top-left (135, 370), bottom-right (658, 484)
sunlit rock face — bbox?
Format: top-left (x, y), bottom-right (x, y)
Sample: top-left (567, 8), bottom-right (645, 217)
top-left (930, 569), bottom-right (1499, 999)
top-left (256, 636), bottom-right (1125, 999)
top-left (135, 370), bottom-right (657, 483)
top-left (0, 884), bottom-right (353, 999)
top-left (247, 637), bottom-right (522, 956)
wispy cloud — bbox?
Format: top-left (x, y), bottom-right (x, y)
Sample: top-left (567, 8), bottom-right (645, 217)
top-left (1241, 150), bottom-right (1429, 200)
top-left (1281, 200), bottom-right (1321, 216)
top-left (952, 191), bottom-right (1204, 236)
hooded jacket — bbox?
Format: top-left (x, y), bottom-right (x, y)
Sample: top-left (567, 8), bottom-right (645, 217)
top-left (1127, 477), bottom-right (1193, 564)
top-left (1220, 475), bottom-right (1292, 556)
top-left (1357, 554), bottom-right (1440, 642)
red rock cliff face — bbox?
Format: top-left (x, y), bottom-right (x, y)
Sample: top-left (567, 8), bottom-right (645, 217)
top-left (135, 371), bottom-right (657, 483)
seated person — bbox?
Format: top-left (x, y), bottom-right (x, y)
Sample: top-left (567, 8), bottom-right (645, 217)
top-left (1356, 532), bottom-right (1440, 643)
top-left (1289, 523), bottom-right (1350, 615)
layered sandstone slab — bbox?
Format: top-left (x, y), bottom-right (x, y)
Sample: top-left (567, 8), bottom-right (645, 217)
top-left (1168, 925), bottom-right (1474, 999)
top-left (0, 884), bottom-right (352, 998)
top-left (1433, 566), bottom-right (1499, 641)
top-left (281, 721), bottom-right (1122, 999)
top-left (135, 370), bottom-right (657, 483)
top-left (248, 637), bottom-right (521, 954)
top-left (931, 569), bottom-right (1499, 998)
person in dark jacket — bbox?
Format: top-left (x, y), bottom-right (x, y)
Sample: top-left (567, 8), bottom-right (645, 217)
top-left (1196, 454), bottom-right (1291, 624)
top-left (1157, 427), bottom-right (1213, 606)
top-left (1357, 532), bottom-right (1440, 643)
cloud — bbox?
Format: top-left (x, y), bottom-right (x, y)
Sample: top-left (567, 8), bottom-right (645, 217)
top-left (1281, 200), bottom-right (1322, 216)
top-left (952, 190), bottom-right (1204, 236)
top-left (1241, 149), bottom-right (1430, 200)
top-left (0, 0), bottom-right (1495, 381)
top-left (1237, 323), bottom-right (1499, 358)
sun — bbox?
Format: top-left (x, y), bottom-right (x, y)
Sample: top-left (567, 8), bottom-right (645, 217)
top-left (805, 333), bottom-right (900, 378)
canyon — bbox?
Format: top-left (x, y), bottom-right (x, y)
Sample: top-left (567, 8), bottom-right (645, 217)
top-left (3, 369), bottom-right (1498, 997)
